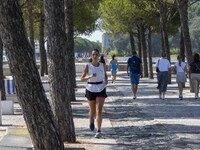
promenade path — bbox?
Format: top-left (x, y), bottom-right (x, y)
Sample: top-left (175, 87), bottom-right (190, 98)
top-left (0, 71), bottom-right (199, 149)
top-left (104, 72), bottom-right (200, 150)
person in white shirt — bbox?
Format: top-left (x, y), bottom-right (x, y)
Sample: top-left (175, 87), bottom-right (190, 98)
top-left (156, 51), bottom-right (171, 100)
top-left (80, 48), bottom-right (108, 138)
top-left (174, 55), bottom-right (187, 100)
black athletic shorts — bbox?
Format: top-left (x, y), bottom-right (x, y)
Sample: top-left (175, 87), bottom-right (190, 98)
top-left (85, 88), bottom-right (107, 101)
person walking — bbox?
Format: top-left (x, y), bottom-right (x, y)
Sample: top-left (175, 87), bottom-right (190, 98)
top-left (99, 54), bottom-right (106, 64)
top-left (109, 54), bottom-right (118, 83)
top-left (174, 55), bottom-right (187, 100)
top-left (127, 51), bottom-right (143, 99)
top-left (80, 48), bottom-right (108, 138)
top-left (188, 53), bottom-right (200, 99)
top-left (156, 51), bottom-right (171, 100)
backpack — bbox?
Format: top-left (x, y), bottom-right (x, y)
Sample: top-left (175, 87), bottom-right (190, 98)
top-left (132, 57), bottom-right (139, 70)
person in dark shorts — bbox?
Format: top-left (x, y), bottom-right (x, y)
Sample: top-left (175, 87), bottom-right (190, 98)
top-left (127, 51), bottom-right (143, 99)
top-left (80, 48), bottom-right (108, 138)
top-left (156, 51), bottom-right (171, 100)
top-left (188, 53), bottom-right (200, 99)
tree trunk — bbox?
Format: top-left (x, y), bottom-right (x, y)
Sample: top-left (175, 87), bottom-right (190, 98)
top-left (158, 0), bottom-right (171, 83)
top-left (139, 23), bottom-right (148, 77)
top-left (64, 0), bottom-right (76, 102)
top-left (137, 27), bottom-right (142, 58)
top-left (129, 31), bottom-right (135, 55)
top-left (0, 38), bottom-right (6, 100)
top-left (0, 1), bottom-right (64, 149)
top-left (44, 0), bottom-right (76, 142)
top-left (39, 0), bottom-right (48, 76)
top-left (180, 28), bottom-right (185, 61)
top-left (180, 29), bottom-right (186, 88)
top-left (27, 0), bottom-right (35, 60)
top-left (147, 27), bottom-right (154, 79)
top-left (177, 0), bottom-right (193, 64)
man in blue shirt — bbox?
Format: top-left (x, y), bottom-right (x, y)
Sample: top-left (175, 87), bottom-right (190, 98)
top-left (127, 51), bottom-right (143, 99)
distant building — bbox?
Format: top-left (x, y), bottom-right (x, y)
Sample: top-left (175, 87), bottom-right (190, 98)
top-left (102, 33), bottom-right (113, 51)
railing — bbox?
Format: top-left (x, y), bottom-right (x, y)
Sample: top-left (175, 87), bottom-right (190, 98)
top-left (2, 59), bottom-right (178, 75)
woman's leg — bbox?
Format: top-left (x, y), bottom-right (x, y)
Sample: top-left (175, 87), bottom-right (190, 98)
top-left (197, 76), bottom-right (200, 97)
top-left (178, 82), bottom-right (183, 96)
top-left (87, 100), bottom-right (96, 124)
top-left (160, 72), bottom-right (168, 99)
top-left (131, 84), bottom-right (138, 98)
top-left (157, 72), bottom-right (161, 91)
top-left (192, 80), bottom-right (198, 98)
top-left (159, 90), bottom-right (162, 99)
top-left (162, 72), bottom-right (168, 92)
top-left (191, 74), bottom-right (198, 98)
top-left (113, 72), bottom-right (116, 82)
top-left (111, 72), bottom-right (114, 83)
top-left (95, 97), bottom-right (105, 132)
top-left (194, 81), bottom-right (198, 98)
top-left (198, 80), bottom-right (200, 97)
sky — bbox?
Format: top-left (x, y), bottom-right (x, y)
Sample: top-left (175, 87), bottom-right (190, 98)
top-left (80, 30), bottom-right (103, 42)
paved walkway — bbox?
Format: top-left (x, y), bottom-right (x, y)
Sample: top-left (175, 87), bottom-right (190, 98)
top-left (0, 72), bottom-right (200, 149)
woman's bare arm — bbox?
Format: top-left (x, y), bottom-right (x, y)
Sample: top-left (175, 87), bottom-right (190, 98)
top-left (104, 64), bottom-right (108, 85)
top-left (80, 64), bottom-right (93, 82)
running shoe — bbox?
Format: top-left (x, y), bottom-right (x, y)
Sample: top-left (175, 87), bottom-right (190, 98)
top-left (89, 122), bottom-right (95, 131)
top-left (162, 94), bottom-right (165, 100)
top-left (94, 131), bottom-right (102, 138)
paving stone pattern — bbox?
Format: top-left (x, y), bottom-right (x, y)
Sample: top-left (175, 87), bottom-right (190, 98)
top-left (105, 86), bottom-right (190, 150)
top-left (104, 75), bottom-right (200, 150)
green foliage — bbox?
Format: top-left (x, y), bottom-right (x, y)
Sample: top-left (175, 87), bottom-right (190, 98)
top-left (151, 33), bottom-right (162, 56)
top-left (74, 37), bottom-right (101, 54)
top-left (187, 2), bottom-right (200, 53)
top-left (189, 1), bottom-right (200, 20)
top-left (74, 0), bottom-right (101, 35)
top-left (167, 6), bottom-right (181, 35)
top-left (102, 33), bottom-right (131, 56)
top-left (154, 1), bottom-right (200, 55)
top-left (170, 48), bottom-right (179, 55)
top-left (103, 45), bottom-right (113, 54)
top-left (98, 0), bottom-right (182, 57)
top-left (108, 50), bottom-right (118, 57)
top-left (21, 0), bottom-right (101, 40)
top-left (20, 0), bottom-right (200, 56)
top-left (190, 16), bottom-right (200, 53)
top-left (112, 34), bottom-right (131, 56)
top-left (99, 0), bottom-right (167, 34)
top-left (167, 1), bottom-right (200, 54)
top-left (20, 0), bottom-right (42, 39)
